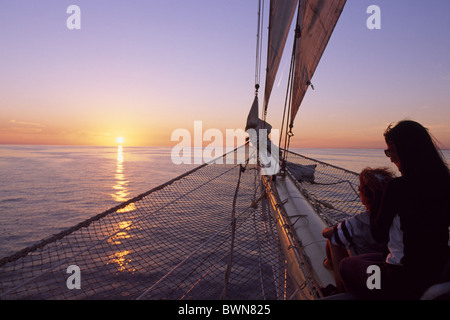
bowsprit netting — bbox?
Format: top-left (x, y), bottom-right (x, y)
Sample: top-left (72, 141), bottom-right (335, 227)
top-left (0, 149), bottom-right (296, 300)
top-left (284, 150), bottom-right (363, 226)
top-left (0, 148), bottom-right (362, 300)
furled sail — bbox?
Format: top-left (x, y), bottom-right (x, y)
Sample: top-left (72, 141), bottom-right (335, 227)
top-left (289, 0), bottom-right (346, 125)
top-left (245, 96), bottom-right (272, 133)
top-left (263, 0), bottom-right (298, 113)
top-left (245, 96), bottom-right (260, 131)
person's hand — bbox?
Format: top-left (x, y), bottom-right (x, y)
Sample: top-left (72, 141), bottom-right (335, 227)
top-left (322, 226), bottom-right (334, 239)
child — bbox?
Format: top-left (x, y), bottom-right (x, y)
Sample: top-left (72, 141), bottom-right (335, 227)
top-left (322, 167), bottom-right (395, 292)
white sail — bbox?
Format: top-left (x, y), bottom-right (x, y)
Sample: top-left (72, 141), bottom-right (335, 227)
top-left (290, 0), bottom-right (346, 125)
top-left (263, 0), bottom-right (298, 113)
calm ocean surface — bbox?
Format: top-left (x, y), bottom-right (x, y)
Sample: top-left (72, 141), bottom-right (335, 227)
top-left (1, 145), bottom-right (449, 259)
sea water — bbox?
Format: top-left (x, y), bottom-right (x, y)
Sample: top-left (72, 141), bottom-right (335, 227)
top-left (0, 145), bottom-right (449, 259)
top-left (0, 145), bottom-right (198, 258)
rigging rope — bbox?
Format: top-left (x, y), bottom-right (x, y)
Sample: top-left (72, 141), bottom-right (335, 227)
top-left (279, 3), bottom-right (303, 172)
top-left (254, 0), bottom-right (264, 97)
top-left (220, 164), bottom-right (245, 299)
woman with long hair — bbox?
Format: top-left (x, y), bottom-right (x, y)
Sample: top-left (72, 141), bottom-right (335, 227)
top-left (339, 120), bottom-right (450, 299)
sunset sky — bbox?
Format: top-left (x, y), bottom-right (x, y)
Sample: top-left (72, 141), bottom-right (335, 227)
top-left (1, 0), bottom-right (450, 149)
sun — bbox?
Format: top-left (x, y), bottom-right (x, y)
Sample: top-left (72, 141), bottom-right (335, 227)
top-left (117, 137), bottom-right (124, 144)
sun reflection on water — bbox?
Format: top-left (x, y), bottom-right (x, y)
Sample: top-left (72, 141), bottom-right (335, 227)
top-left (107, 146), bottom-right (137, 273)
top-left (108, 221), bottom-right (133, 245)
top-left (112, 145), bottom-right (136, 212)
top-left (107, 250), bottom-right (136, 273)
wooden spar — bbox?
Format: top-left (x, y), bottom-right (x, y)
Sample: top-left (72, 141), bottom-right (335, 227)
top-left (262, 173), bottom-right (335, 299)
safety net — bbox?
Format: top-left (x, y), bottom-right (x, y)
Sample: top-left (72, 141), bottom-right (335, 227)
top-left (0, 147), bottom-right (362, 300)
top-left (285, 150), bottom-right (363, 226)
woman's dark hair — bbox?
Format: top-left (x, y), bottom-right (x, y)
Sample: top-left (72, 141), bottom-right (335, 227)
top-left (384, 120), bottom-right (449, 179)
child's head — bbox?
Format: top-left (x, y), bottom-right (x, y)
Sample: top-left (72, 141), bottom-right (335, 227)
top-left (359, 167), bottom-right (395, 214)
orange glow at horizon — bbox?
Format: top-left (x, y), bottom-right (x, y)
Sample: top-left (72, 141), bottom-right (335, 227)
top-left (1, 115), bottom-right (449, 149)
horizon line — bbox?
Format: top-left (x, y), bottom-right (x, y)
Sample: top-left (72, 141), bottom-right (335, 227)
top-left (2, 142), bottom-right (449, 151)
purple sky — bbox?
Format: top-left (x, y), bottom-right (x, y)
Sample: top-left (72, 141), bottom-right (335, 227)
top-left (1, 0), bottom-right (449, 148)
